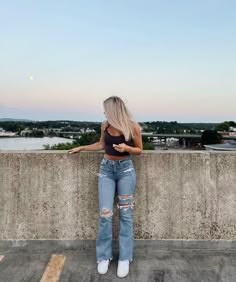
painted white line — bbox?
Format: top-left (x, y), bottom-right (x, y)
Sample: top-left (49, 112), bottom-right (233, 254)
top-left (40, 254), bottom-right (66, 282)
top-left (0, 255), bottom-right (4, 262)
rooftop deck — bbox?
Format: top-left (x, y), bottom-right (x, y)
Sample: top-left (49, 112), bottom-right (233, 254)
top-left (0, 151), bottom-right (235, 281)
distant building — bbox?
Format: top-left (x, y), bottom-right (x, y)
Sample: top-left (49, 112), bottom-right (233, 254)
top-left (218, 130), bottom-right (236, 136)
top-left (0, 128), bottom-right (16, 137)
top-left (85, 128), bottom-right (96, 133)
top-left (20, 128), bottom-right (33, 136)
top-left (43, 128), bottom-right (61, 134)
top-left (80, 128), bottom-right (96, 133)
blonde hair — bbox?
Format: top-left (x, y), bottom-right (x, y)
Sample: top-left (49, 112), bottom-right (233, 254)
top-left (103, 96), bottom-right (135, 141)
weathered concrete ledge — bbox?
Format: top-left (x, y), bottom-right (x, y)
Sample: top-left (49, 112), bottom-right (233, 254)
top-left (0, 151), bottom-right (236, 240)
top-left (1, 239), bottom-right (236, 252)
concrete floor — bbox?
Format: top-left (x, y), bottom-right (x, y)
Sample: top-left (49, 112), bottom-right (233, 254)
top-left (0, 240), bottom-right (236, 282)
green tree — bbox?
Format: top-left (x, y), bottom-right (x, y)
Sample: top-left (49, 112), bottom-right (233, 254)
top-left (201, 130), bottom-right (223, 147)
top-left (228, 121), bottom-right (236, 127)
top-left (43, 142), bottom-right (79, 150)
top-left (43, 133), bottom-right (99, 150)
top-left (143, 143), bottom-right (155, 150)
top-left (28, 130), bottom-right (44, 137)
top-left (142, 136), bottom-right (155, 150)
top-left (77, 132), bottom-right (100, 145)
top-left (215, 121), bottom-right (230, 131)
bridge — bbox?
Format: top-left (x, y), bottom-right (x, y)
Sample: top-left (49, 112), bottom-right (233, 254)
top-left (60, 131), bottom-right (236, 148)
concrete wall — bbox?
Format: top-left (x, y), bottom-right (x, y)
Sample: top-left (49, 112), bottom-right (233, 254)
top-left (0, 151), bottom-right (236, 240)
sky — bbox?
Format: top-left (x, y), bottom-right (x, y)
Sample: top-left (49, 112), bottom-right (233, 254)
top-left (0, 0), bottom-right (235, 123)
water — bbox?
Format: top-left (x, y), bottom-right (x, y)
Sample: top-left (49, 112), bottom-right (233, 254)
top-left (0, 137), bottom-right (75, 151)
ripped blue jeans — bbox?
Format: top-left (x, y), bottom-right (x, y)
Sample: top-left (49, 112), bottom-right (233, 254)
top-left (96, 155), bottom-right (136, 263)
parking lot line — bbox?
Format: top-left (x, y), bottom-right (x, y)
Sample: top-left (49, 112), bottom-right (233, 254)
top-left (40, 254), bottom-right (66, 282)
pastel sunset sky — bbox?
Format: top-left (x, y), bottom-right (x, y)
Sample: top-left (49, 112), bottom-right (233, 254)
top-left (1, 0), bottom-right (235, 122)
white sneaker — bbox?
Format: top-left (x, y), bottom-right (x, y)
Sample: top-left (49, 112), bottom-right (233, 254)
top-left (97, 259), bottom-right (110, 274)
top-left (117, 260), bottom-right (129, 278)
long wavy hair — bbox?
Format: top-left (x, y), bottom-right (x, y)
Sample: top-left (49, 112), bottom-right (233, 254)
top-left (103, 96), bottom-right (135, 141)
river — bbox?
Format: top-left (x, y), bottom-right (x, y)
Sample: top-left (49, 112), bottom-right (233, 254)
top-left (0, 137), bottom-right (75, 150)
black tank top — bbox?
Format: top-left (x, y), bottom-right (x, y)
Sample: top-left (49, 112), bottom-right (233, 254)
top-left (104, 124), bottom-right (134, 156)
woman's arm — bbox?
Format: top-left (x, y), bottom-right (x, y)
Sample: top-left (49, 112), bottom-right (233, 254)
top-left (68, 121), bottom-right (105, 154)
top-left (113, 122), bottom-right (143, 155)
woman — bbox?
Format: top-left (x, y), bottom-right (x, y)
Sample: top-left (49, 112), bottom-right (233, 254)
top-left (68, 96), bottom-right (142, 278)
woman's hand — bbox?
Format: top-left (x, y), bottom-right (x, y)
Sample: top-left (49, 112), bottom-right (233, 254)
top-left (67, 146), bottom-right (83, 154)
top-left (113, 143), bottom-right (127, 153)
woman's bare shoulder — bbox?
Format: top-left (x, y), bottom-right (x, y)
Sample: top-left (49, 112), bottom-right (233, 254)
top-left (131, 121), bottom-right (141, 132)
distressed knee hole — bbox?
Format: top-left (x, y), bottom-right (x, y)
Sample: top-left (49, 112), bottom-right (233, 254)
top-left (117, 202), bottom-right (134, 211)
top-left (100, 208), bottom-right (113, 218)
top-left (118, 194), bottom-right (133, 200)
